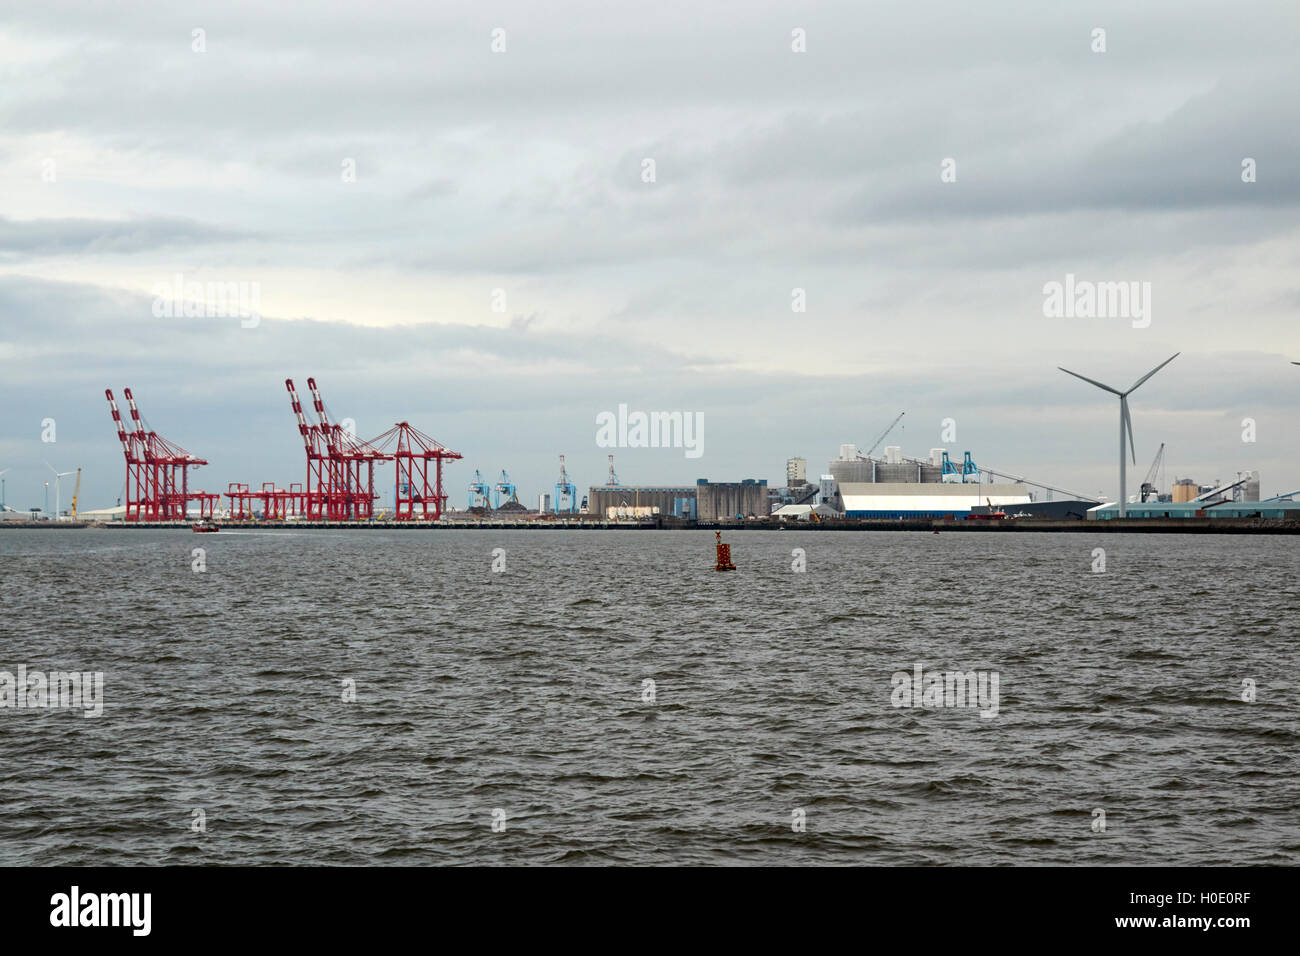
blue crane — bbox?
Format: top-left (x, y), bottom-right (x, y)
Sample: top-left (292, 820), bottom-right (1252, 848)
top-left (467, 469), bottom-right (492, 509)
top-left (493, 470), bottom-right (518, 508)
top-left (940, 451), bottom-right (961, 483)
top-left (554, 455), bottom-right (578, 514)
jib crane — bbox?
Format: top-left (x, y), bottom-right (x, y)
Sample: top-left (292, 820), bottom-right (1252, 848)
top-left (1140, 442), bottom-right (1165, 503)
top-left (863, 412), bottom-right (905, 458)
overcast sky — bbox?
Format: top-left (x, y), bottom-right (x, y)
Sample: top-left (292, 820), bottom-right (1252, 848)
top-left (2, 1), bottom-right (1298, 511)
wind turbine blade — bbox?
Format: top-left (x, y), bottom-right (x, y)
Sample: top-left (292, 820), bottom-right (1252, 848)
top-left (1123, 399), bottom-right (1136, 465)
top-left (1058, 367), bottom-right (1123, 395)
top-left (1127, 352), bottom-right (1180, 393)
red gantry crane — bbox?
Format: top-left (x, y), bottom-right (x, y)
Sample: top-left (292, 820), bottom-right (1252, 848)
top-left (310, 377), bottom-right (393, 521)
top-left (286, 378), bottom-right (330, 519)
top-left (107, 377), bottom-right (461, 524)
top-left (105, 388), bottom-right (219, 521)
top-left (286, 377), bottom-right (400, 521)
top-left (367, 422), bottom-right (462, 520)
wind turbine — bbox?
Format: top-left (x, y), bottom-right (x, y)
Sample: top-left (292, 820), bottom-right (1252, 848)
top-left (0, 468), bottom-right (8, 511)
top-left (1058, 353), bottom-right (1180, 517)
top-left (45, 462), bottom-right (76, 519)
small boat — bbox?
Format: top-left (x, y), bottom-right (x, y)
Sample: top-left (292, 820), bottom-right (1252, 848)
top-left (192, 520), bottom-right (220, 533)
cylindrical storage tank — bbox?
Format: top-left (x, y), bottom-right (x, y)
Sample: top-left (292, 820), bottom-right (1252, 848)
top-left (875, 462), bottom-right (914, 482)
top-left (1171, 479), bottom-right (1197, 503)
top-left (1238, 471), bottom-right (1260, 502)
top-left (829, 459), bottom-right (873, 484)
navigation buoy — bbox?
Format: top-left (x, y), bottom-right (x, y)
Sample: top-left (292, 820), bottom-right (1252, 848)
top-left (714, 531), bottom-right (736, 571)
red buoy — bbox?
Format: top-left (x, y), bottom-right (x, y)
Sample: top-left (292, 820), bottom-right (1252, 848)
top-left (714, 531), bottom-right (736, 571)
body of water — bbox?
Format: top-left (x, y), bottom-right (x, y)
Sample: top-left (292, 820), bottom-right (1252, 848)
top-left (1, 528), bottom-right (1295, 865)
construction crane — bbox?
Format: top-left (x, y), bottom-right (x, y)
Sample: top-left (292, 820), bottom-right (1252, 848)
top-left (606, 454), bottom-right (620, 486)
top-left (70, 468), bottom-right (81, 518)
top-left (1139, 442), bottom-right (1166, 503)
top-left (863, 412), bottom-right (905, 459)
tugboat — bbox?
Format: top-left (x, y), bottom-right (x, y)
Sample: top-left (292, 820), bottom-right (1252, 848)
top-left (966, 498), bottom-right (1006, 521)
top-left (191, 518), bottom-right (220, 533)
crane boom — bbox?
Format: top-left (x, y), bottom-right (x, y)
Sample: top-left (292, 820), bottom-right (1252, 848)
top-left (71, 468), bottom-right (81, 517)
top-left (1140, 442), bottom-right (1165, 502)
top-left (864, 412), bottom-right (905, 458)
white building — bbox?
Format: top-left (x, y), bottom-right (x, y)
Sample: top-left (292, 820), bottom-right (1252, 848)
top-left (838, 482), bottom-right (1031, 518)
top-left (786, 457), bottom-right (807, 487)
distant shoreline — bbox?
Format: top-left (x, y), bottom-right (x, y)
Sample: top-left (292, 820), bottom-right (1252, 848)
top-left (4, 518), bottom-right (1299, 534)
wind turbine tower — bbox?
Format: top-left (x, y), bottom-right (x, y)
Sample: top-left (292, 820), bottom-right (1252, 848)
top-left (1058, 353), bottom-right (1179, 517)
top-left (45, 462), bottom-right (76, 519)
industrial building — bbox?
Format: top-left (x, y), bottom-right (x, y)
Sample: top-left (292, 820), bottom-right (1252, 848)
top-left (838, 482), bottom-right (1032, 518)
top-left (1088, 497), bottom-right (1300, 520)
top-left (586, 485), bottom-right (696, 519)
top-left (586, 479), bottom-right (769, 521)
top-left (827, 445), bottom-right (1032, 518)
top-left (773, 502), bottom-right (840, 520)
top-left (696, 479), bottom-right (768, 522)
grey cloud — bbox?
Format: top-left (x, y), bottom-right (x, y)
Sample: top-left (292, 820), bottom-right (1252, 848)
top-left (1, 276), bottom-right (1296, 512)
top-left (1, 2), bottom-right (1298, 507)
top-left (0, 215), bottom-right (252, 257)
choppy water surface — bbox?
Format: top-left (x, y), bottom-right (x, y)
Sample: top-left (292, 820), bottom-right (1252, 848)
top-left (1, 528), bottom-right (1296, 865)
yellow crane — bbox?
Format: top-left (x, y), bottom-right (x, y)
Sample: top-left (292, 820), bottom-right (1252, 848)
top-left (70, 468), bottom-right (81, 518)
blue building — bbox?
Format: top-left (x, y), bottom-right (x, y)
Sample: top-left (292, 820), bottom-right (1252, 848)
top-left (1087, 499), bottom-right (1300, 520)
